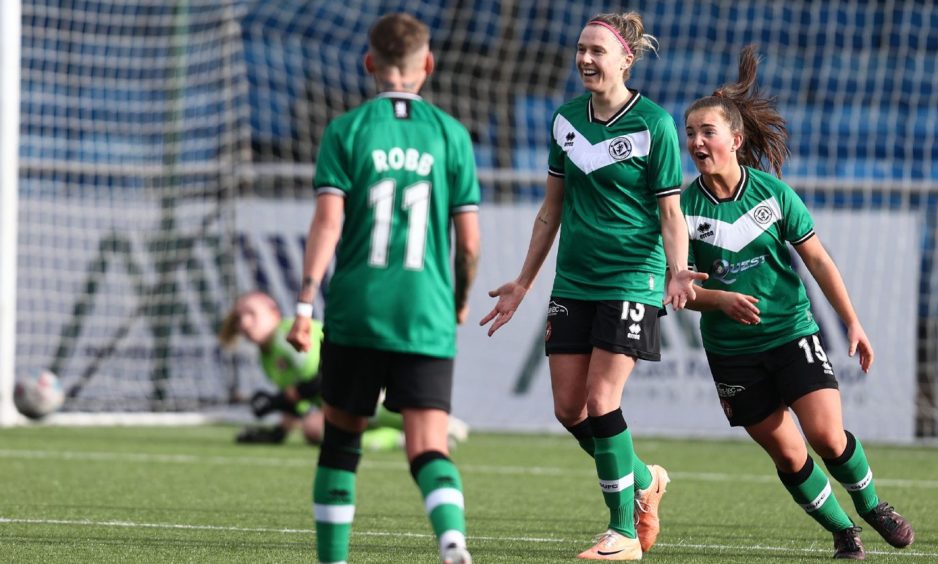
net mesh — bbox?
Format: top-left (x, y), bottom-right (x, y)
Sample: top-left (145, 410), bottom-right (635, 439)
top-left (14, 0), bottom-right (938, 433)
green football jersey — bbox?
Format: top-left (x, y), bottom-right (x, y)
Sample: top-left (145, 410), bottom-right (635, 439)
top-left (547, 92), bottom-right (683, 305)
top-left (681, 166), bottom-right (819, 355)
top-left (314, 92), bottom-right (480, 358)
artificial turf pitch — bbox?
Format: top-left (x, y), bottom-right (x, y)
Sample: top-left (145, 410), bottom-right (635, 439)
top-left (1, 425), bottom-right (935, 563)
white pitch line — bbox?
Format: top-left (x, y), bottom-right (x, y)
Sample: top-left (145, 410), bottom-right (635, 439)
top-left (0, 517), bottom-right (934, 559)
top-left (0, 448), bottom-right (936, 489)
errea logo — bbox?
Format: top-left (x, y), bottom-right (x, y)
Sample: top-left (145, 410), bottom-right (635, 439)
top-left (564, 132), bottom-right (575, 148)
top-left (608, 136), bottom-right (633, 161)
top-left (697, 221), bottom-right (714, 240)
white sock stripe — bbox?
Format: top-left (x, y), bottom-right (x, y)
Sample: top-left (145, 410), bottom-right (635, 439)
top-left (842, 468), bottom-right (873, 492)
top-left (425, 488), bottom-right (465, 513)
top-left (319, 561), bottom-right (347, 564)
top-left (599, 473), bottom-right (634, 493)
top-left (800, 482), bottom-right (832, 512)
top-left (439, 529), bottom-right (467, 553)
top-left (314, 504), bottom-right (355, 524)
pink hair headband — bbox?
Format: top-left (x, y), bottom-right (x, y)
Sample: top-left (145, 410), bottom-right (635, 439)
top-left (588, 20), bottom-right (633, 57)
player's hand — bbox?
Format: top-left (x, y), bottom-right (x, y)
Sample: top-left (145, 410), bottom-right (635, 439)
top-left (847, 322), bottom-right (874, 373)
top-left (456, 303), bottom-right (470, 325)
top-left (287, 316), bottom-right (311, 352)
top-left (479, 281), bottom-right (527, 336)
top-left (249, 390), bottom-right (291, 417)
top-left (664, 269), bottom-right (709, 310)
top-left (719, 292), bottom-right (761, 325)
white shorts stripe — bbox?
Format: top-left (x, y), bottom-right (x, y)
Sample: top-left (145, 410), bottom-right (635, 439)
top-left (425, 488), bottom-right (465, 513)
top-left (842, 469), bottom-right (873, 492)
top-left (800, 482), bottom-right (832, 512)
top-left (314, 503), bottom-right (355, 524)
top-left (599, 473), bottom-right (634, 493)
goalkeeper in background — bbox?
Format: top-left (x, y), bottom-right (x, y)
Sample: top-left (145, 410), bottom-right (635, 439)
top-left (218, 290), bottom-right (411, 450)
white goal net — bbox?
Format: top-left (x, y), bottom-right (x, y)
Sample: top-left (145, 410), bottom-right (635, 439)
top-left (6, 0), bottom-right (938, 438)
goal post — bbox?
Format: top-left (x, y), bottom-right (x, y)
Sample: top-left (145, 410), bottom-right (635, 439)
top-left (0, 0), bottom-right (22, 427)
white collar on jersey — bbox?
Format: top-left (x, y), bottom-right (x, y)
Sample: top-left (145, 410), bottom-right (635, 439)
top-left (376, 92), bottom-right (423, 100)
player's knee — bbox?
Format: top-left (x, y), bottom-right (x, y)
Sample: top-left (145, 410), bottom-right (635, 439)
top-left (807, 429), bottom-right (847, 460)
top-left (553, 401), bottom-right (586, 427)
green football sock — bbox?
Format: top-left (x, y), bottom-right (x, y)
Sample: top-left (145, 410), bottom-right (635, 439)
top-left (565, 418), bottom-right (652, 491)
top-left (565, 419), bottom-right (595, 457)
top-left (412, 452), bottom-right (467, 553)
top-left (313, 423), bottom-right (362, 564)
top-left (589, 409), bottom-right (636, 538)
top-left (632, 454), bottom-right (653, 492)
top-left (779, 456), bottom-right (854, 533)
top-left (313, 465), bottom-right (356, 564)
top-left (823, 430), bottom-right (880, 515)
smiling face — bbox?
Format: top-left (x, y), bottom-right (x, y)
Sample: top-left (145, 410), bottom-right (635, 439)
top-left (685, 107), bottom-right (743, 177)
top-left (576, 24), bottom-right (632, 94)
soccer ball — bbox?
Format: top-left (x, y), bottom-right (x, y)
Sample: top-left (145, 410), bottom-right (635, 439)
top-left (14, 369), bottom-right (65, 419)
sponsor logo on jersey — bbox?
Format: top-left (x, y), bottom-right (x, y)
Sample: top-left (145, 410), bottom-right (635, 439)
top-left (547, 300), bottom-right (569, 317)
top-left (716, 383), bottom-right (746, 398)
top-left (608, 136), bottom-right (633, 161)
top-left (563, 131), bottom-right (575, 148)
top-left (697, 221), bottom-right (714, 240)
top-left (710, 255), bottom-right (767, 284)
top-left (752, 205), bottom-right (775, 225)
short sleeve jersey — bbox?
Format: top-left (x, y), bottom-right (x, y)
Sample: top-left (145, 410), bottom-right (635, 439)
top-left (681, 166), bottom-right (819, 355)
top-left (315, 92), bottom-right (480, 358)
top-left (547, 92), bottom-right (683, 305)
top-left (260, 318), bottom-right (323, 412)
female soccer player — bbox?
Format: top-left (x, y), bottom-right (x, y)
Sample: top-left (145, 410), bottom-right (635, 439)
top-left (288, 13), bottom-right (479, 564)
top-left (481, 11), bottom-right (704, 560)
top-left (681, 45), bottom-right (914, 559)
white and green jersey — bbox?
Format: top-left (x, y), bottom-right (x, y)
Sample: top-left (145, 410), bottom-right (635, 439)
top-left (547, 92), bottom-right (683, 305)
top-left (314, 92), bottom-right (480, 358)
top-left (682, 166), bottom-right (819, 355)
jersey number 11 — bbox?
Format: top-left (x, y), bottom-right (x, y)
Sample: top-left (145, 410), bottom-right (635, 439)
top-left (368, 179), bottom-right (431, 271)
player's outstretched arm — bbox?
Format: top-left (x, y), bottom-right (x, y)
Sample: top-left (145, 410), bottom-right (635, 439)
top-left (288, 193), bottom-right (344, 352)
top-left (480, 175), bottom-right (563, 336)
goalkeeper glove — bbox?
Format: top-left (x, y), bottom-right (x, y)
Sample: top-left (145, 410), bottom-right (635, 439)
top-left (249, 390), bottom-right (293, 417)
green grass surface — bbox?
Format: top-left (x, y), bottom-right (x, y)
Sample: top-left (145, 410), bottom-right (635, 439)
top-left (1, 425), bottom-right (936, 562)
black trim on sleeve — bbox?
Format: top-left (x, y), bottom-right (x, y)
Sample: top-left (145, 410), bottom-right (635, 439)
top-left (791, 230), bottom-right (816, 246)
top-left (655, 186), bottom-right (682, 198)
